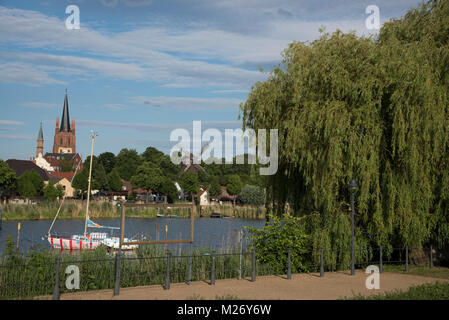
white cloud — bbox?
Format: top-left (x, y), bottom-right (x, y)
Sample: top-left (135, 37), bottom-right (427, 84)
top-left (19, 102), bottom-right (57, 108)
top-left (130, 96), bottom-right (242, 110)
top-left (0, 62), bottom-right (67, 86)
top-left (0, 120), bottom-right (26, 126)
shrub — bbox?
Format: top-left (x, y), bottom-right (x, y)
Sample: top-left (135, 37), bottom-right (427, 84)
top-left (245, 214), bottom-right (310, 273)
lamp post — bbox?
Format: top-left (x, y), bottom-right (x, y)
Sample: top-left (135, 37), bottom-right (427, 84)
top-left (349, 179), bottom-right (358, 275)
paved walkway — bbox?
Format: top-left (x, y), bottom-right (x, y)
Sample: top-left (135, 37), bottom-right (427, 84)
top-left (42, 270), bottom-right (449, 300)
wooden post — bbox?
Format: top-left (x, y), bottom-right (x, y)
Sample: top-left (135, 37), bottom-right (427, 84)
top-left (16, 222), bottom-right (21, 251)
top-left (287, 248), bottom-right (292, 280)
top-left (53, 257), bottom-right (61, 300)
top-left (405, 245), bottom-right (409, 272)
top-left (251, 248), bottom-right (256, 282)
top-left (379, 245), bottom-right (383, 274)
top-left (320, 248), bottom-right (324, 277)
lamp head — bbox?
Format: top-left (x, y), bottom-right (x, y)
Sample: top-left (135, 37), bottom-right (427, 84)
top-left (349, 179), bottom-right (358, 193)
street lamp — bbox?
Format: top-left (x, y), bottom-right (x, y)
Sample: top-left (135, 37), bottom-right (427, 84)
top-left (349, 179), bottom-right (358, 275)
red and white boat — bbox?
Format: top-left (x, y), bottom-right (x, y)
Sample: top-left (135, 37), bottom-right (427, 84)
top-left (46, 131), bottom-right (131, 251)
top-left (46, 232), bottom-right (107, 250)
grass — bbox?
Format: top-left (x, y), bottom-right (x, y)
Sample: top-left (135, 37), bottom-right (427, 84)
top-left (1, 201), bottom-right (266, 220)
top-left (0, 239), bottom-right (257, 300)
top-left (349, 281), bottom-right (449, 300)
top-left (383, 264), bottom-right (449, 280)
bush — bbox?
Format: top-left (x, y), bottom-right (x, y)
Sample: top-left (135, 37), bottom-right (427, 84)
top-left (245, 214), bottom-right (310, 273)
top-left (240, 184), bottom-right (265, 206)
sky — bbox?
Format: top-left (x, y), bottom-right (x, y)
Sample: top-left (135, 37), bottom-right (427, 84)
top-left (0, 0), bottom-right (422, 161)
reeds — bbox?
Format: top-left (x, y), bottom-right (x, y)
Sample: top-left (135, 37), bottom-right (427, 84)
top-left (1, 201), bottom-right (266, 220)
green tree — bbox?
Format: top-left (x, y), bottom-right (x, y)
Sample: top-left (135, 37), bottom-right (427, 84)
top-left (226, 174), bottom-right (242, 205)
top-left (56, 184), bottom-right (65, 199)
top-left (84, 156), bottom-right (108, 190)
top-left (72, 168), bottom-right (88, 196)
top-left (245, 214), bottom-right (309, 273)
top-left (209, 180), bottom-right (222, 199)
top-left (239, 0), bottom-right (449, 249)
top-left (0, 160), bottom-right (17, 195)
top-left (17, 170), bottom-right (44, 198)
top-left (43, 182), bottom-right (59, 201)
top-left (240, 184), bottom-right (266, 206)
top-left (159, 177), bottom-right (179, 203)
top-left (98, 152), bottom-right (116, 175)
top-left (115, 148), bottom-right (142, 181)
top-left (180, 172), bottom-right (199, 198)
top-left (106, 168), bottom-right (123, 192)
top-left (131, 162), bottom-right (165, 194)
top-left (19, 179), bottom-right (37, 199)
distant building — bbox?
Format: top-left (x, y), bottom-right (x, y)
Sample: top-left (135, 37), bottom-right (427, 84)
top-left (48, 176), bottom-right (74, 198)
top-left (6, 159), bottom-right (50, 182)
top-left (195, 189), bottom-right (210, 206)
top-left (33, 90), bottom-right (83, 173)
top-left (53, 90), bottom-right (76, 154)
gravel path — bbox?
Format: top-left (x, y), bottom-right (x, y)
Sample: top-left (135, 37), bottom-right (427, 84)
top-left (41, 270), bottom-right (449, 300)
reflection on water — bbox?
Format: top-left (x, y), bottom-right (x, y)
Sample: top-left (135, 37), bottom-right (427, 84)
top-left (0, 218), bottom-right (265, 255)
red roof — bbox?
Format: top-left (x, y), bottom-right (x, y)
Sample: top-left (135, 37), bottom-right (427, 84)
top-left (48, 171), bottom-right (75, 181)
top-left (121, 180), bottom-right (151, 194)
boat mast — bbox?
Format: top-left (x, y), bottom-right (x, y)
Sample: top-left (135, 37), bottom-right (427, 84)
top-left (84, 130), bottom-right (96, 238)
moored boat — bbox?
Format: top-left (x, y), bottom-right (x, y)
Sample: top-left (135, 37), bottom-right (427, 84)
top-left (46, 131), bottom-right (138, 252)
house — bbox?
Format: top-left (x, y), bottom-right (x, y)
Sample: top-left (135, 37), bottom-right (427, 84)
top-left (216, 186), bottom-right (237, 204)
top-left (48, 176), bottom-right (74, 198)
top-left (6, 159), bottom-right (50, 182)
top-left (43, 153), bottom-right (83, 172)
top-left (47, 171), bottom-right (76, 197)
top-left (195, 189), bottom-right (210, 206)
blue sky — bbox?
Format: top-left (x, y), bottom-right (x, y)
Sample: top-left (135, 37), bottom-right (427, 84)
top-left (0, 0), bottom-right (422, 161)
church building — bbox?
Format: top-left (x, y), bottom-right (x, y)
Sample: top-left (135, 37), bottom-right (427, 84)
top-left (33, 90), bottom-right (83, 175)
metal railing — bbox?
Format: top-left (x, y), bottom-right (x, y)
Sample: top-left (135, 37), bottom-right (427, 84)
top-left (0, 244), bottom-right (440, 300)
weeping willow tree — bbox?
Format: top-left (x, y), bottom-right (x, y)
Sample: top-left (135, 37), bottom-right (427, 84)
top-left (240, 0), bottom-right (449, 251)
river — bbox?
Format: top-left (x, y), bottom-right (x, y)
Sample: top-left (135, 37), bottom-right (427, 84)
top-left (0, 217), bottom-right (266, 255)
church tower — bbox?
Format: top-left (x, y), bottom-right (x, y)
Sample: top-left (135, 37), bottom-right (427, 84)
top-left (36, 122), bottom-right (44, 157)
top-left (52, 90), bottom-right (76, 154)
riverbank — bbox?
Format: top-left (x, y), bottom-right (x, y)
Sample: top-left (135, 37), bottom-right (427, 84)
top-left (0, 201), bottom-right (266, 221)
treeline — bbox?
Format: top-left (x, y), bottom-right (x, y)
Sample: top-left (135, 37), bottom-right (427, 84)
top-left (71, 147), bottom-right (266, 204)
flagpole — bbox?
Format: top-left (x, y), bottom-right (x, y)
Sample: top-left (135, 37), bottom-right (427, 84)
top-left (84, 131), bottom-right (95, 238)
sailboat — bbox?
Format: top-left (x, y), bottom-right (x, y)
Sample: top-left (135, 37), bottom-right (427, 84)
top-left (46, 131), bottom-right (138, 251)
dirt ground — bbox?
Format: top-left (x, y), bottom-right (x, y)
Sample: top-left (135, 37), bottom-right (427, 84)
top-left (42, 270), bottom-right (449, 300)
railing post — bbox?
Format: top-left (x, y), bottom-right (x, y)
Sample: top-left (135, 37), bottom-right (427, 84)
top-left (238, 230), bottom-right (243, 280)
top-left (320, 248), bottom-right (324, 277)
top-left (164, 251), bottom-right (170, 290)
top-left (187, 243), bottom-right (192, 285)
top-left (287, 248), bottom-right (292, 280)
top-left (211, 251), bottom-right (215, 285)
top-left (53, 257), bottom-right (61, 300)
top-left (379, 245), bottom-right (383, 274)
top-left (113, 252), bottom-right (121, 296)
top-left (429, 245), bottom-right (434, 269)
top-left (405, 245), bottom-right (409, 272)
top-left (251, 248), bottom-right (256, 282)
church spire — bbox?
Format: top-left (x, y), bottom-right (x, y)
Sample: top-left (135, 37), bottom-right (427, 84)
top-left (37, 121), bottom-right (43, 141)
top-left (60, 89), bottom-right (71, 132)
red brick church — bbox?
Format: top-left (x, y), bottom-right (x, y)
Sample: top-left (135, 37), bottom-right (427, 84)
top-left (33, 90), bottom-right (83, 176)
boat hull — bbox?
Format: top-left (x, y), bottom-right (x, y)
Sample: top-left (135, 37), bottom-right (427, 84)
top-left (47, 235), bottom-right (102, 250)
